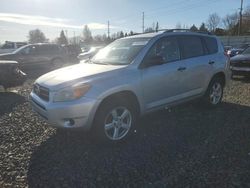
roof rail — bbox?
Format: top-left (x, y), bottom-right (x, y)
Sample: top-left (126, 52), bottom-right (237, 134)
top-left (129, 29), bottom-right (213, 36)
top-left (164, 29), bottom-right (190, 33)
top-left (164, 29), bottom-right (213, 35)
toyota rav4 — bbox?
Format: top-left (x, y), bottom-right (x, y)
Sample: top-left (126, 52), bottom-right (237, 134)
top-left (30, 30), bottom-right (230, 142)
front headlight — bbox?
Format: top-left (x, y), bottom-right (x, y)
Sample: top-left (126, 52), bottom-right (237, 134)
top-left (53, 84), bottom-right (91, 102)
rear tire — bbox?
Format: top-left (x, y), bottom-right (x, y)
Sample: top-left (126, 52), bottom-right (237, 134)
top-left (92, 98), bottom-right (136, 143)
top-left (202, 77), bottom-right (224, 107)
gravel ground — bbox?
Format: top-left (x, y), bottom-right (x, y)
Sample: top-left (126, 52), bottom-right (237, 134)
top-left (0, 75), bottom-right (250, 188)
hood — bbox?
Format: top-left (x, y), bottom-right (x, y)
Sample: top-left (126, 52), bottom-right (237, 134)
top-left (36, 63), bottom-right (126, 90)
top-left (0, 53), bottom-right (15, 60)
top-left (230, 54), bottom-right (250, 62)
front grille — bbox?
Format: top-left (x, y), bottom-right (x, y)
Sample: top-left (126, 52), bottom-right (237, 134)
top-left (33, 84), bottom-right (50, 102)
top-left (231, 61), bottom-right (250, 68)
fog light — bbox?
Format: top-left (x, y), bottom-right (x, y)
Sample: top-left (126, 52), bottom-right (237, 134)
top-left (64, 119), bottom-right (75, 127)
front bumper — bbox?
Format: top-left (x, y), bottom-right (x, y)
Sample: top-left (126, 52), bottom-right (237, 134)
top-left (1, 70), bottom-right (27, 88)
top-left (30, 91), bottom-right (98, 130)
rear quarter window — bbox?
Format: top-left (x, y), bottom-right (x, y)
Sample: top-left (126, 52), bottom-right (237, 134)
top-left (203, 37), bottom-right (218, 54)
top-left (179, 36), bottom-right (204, 59)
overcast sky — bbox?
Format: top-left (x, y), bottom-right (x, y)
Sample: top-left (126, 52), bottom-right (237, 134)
top-left (0, 0), bottom-right (249, 43)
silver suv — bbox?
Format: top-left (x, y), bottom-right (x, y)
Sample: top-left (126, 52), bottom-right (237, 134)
top-left (30, 30), bottom-right (230, 142)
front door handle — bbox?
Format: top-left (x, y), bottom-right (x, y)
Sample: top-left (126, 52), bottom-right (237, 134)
top-left (208, 61), bottom-right (215, 65)
top-left (177, 67), bottom-right (186, 71)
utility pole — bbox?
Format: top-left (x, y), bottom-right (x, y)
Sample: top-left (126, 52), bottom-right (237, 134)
top-left (65, 30), bottom-right (68, 39)
top-left (73, 31), bottom-right (76, 44)
top-left (108, 20), bottom-right (110, 39)
top-left (142, 12), bottom-right (145, 33)
top-left (238, 0), bottom-right (244, 36)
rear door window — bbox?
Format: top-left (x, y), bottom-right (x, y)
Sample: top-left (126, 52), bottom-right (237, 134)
top-left (179, 36), bottom-right (204, 59)
top-left (203, 37), bottom-right (218, 54)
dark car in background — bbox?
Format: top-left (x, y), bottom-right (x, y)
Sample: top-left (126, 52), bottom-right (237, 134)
top-left (0, 43), bottom-right (67, 71)
top-left (0, 41), bottom-right (27, 54)
top-left (227, 48), bottom-right (244, 57)
top-left (63, 44), bottom-right (82, 63)
top-left (230, 46), bottom-right (250, 77)
top-left (0, 60), bottom-right (27, 89)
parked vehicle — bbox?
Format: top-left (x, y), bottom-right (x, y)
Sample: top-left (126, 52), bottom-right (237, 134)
top-left (0, 43), bottom-right (66, 71)
top-left (0, 60), bottom-right (27, 89)
top-left (63, 44), bottom-right (82, 63)
top-left (78, 46), bottom-right (103, 61)
top-left (0, 41), bottom-right (27, 54)
top-left (227, 47), bottom-right (245, 57)
top-left (30, 30), bottom-right (230, 142)
top-left (230, 46), bottom-right (250, 77)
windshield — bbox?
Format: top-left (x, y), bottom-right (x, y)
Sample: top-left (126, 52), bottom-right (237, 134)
top-left (242, 47), bottom-right (250, 55)
top-left (13, 45), bottom-right (29, 54)
top-left (91, 37), bottom-right (150, 65)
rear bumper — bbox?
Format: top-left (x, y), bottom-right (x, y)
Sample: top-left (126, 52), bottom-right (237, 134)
top-left (30, 91), bottom-right (98, 130)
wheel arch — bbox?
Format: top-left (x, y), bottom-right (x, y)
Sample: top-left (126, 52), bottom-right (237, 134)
top-left (94, 90), bottom-right (141, 119)
top-left (211, 72), bottom-right (226, 87)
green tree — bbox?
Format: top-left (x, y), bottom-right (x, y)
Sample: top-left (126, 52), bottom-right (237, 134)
top-left (83, 25), bottom-right (93, 44)
top-left (120, 31), bottom-right (124, 38)
top-left (145, 27), bottom-right (154, 33)
top-left (57, 30), bottom-right (68, 45)
top-left (155, 22), bottom-right (159, 32)
top-left (190, 24), bottom-right (198, 31)
top-left (199, 23), bottom-right (208, 32)
top-left (28, 29), bottom-right (46, 44)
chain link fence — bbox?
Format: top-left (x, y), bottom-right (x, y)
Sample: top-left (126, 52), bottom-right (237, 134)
top-left (219, 36), bottom-right (250, 48)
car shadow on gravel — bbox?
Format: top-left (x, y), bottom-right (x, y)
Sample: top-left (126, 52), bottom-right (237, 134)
top-left (0, 92), bottom-right (25, 116)
top-left (27, 102), bottom-right (250, 187)
top-left (25, 69), bottom-right (52, 79)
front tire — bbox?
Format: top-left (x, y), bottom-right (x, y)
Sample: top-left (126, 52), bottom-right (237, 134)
top-left (93, 99), bottom-right (136, 143)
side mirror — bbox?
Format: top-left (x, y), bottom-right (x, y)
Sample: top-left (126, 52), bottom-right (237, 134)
top-left (144, 55), bottom-right (164, 68)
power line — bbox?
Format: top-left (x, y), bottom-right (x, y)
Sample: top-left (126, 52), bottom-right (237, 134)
top-left (109, 0), bottom-right (221, 32)
top-left (145, 0), bottom-right (218, 19)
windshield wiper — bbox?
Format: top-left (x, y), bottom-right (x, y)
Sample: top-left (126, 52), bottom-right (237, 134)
top-left (91, 61), bottom-right (110, 65)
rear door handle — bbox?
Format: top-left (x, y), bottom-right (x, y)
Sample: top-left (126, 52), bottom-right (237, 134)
top-left (177, 67), bottom-right (186, 71)
top-left (208, 61), bottom-right (215, 65)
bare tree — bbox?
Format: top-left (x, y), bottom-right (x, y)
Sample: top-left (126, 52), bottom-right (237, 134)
top-left (223, 12), bottom-right (238, 32)
top-left (207, 13), bottom-right (221, 32)
top-left (28, 29), bottom-right (46, 44)
top-left (82, 25), bottom-right (93, 44)
top-left (242, 6), bottom-right (250, 34)
top-left (144, 27), bottom-right (154, 33)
